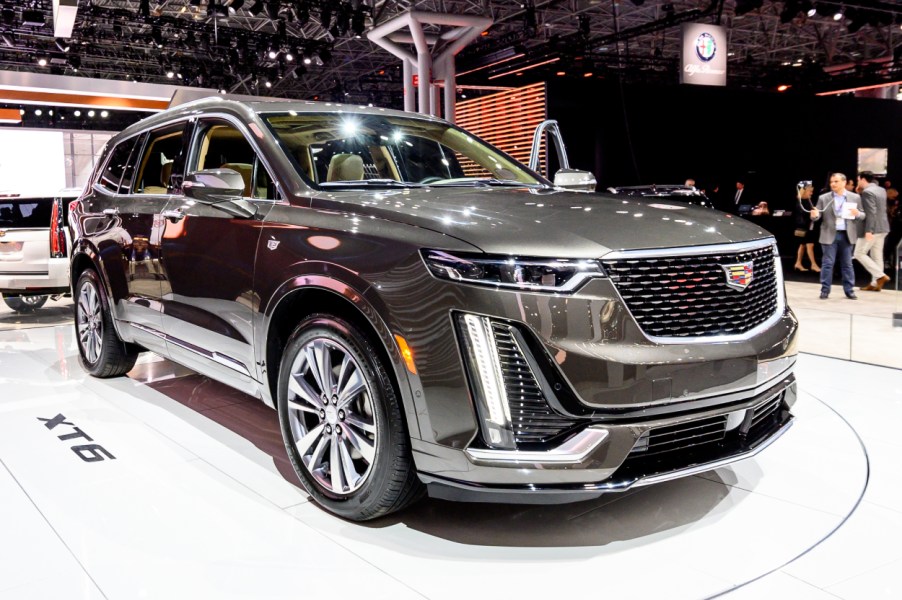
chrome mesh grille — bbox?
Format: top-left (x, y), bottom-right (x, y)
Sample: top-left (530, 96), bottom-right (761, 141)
top-left (491, 323), bottom-right (579, 444)
top-left (630, 414), bottom-right (728, 456)
top-left (602, 244), bottom-right (779, 338)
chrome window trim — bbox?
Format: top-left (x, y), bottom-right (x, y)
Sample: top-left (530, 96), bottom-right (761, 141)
top-left (601, 238), bottom-right (785, 345)
top-left (187, 112), bottom-right (287, 205)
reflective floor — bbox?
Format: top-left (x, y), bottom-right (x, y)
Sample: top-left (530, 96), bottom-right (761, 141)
top-left (0, 310), bottom-right (899, 599)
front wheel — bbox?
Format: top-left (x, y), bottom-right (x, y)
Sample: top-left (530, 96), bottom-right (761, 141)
top-left (2, 294), bottom-right (48, 313)
top-left (277, 314), bottom-right (422, 521)
top-left (74, 269), bottom-right (139, 377)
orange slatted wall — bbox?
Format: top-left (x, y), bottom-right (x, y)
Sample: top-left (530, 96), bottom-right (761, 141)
top-left (455, 82), bottom-right (547, 176)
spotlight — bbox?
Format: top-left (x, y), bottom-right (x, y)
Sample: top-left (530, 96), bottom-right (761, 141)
top-left (285, 51), bottom-right (294, 61)
top-left (320, 3), bottom-right (333, 29)
top-left (74, 110), bottom-right (81, 117)
top-left (351, 9), bottom-right (366, 36)
top-left (735, 0), bottom-right (763, 16)
top-left (88, 110), bottom-right (96, 117)
top-left (35, 109), bottom-right (42, 116)
top-left (166, 70), bottom-right (175, 78)
top-left (297, 3), bottom-right (310, 25)
top-left (833, 9), bottom-right (843, 21)
top-left (101, 110), bottom-right (109, 117)
top-left (265, 80), bottom-right (272, 88)
top-left (268, 49), bottom-right (278, 59)
top-left (807, 7), bottom-right (817, 17)
top-left (37, 57), bottom-right (48, 67)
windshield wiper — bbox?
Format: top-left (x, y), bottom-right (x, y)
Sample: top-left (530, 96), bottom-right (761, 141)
top-left (431, 178), bottom-right (541, 188)
top-left (320, 179), bottom-right (423, 188)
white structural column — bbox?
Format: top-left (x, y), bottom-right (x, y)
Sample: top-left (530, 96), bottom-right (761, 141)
top-left (367, 11), bottom-right (492, 122)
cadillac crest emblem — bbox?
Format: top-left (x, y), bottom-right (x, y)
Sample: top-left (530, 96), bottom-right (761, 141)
top-left (722, 261), bottom-right (753, 291)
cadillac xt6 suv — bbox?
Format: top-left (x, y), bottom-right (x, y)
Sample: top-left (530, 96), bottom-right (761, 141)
top-left (70, 97), bottom-right (797, 520)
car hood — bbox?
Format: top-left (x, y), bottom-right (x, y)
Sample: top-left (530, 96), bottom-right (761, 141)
top-left (310, 186), bottom-right (772, 258)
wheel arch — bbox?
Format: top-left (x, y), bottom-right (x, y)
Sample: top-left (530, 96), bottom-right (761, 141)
top-left (263, 279), bottom-right (421, 440)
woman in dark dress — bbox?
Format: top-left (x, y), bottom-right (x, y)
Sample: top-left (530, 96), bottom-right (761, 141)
top-left (794, 181), bottom-right (821, 272)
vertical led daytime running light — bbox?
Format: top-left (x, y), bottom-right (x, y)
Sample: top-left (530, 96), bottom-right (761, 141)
top-left (460, 314), bottom-right (515, 449)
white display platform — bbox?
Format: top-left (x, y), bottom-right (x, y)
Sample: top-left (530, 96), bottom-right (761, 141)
top-left (0, 324), bottom-right (894, 600)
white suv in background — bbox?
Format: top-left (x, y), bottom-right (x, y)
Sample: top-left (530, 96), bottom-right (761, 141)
top-left (0, 189), bottom-right (81, 312)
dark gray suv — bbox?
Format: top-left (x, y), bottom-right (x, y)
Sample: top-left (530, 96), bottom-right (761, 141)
top-left (70, 97), bottom-right (797, 520)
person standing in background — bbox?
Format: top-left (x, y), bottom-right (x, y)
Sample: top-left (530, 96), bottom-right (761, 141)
top-left (811, 173), bottom-right (865, 299)
top-left (793, 181), bottom-right (820, 272)
top-left (733, 179), bottom-right (746, 208)
top-left (855, 171), bottom-right (891, 291)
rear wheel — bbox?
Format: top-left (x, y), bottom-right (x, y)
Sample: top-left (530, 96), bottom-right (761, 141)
top-left (74, 269), bottom-right (139, 377)
top-left (2, 294), bottom-right (48, 313)
top-left (277, 314), bottom-right (422, 521)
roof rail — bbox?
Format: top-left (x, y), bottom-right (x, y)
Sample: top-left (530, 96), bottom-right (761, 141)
top-left (167, 89), bottom-right (297, 109)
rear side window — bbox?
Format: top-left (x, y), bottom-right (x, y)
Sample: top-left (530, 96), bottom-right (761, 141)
top-left (98, 138), bottom-right (138, 193)
top-left (0, 198), bottom-right (53, 228)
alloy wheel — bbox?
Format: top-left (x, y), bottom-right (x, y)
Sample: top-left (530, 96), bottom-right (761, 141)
top-left (286, 338), bottom-right (377, 495)
top-left (20, 295), bottom-right (47, 307)
top-left (76, 281), bottom-right (103, 364)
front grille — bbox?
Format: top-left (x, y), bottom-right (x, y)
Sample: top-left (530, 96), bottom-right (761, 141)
top-left (602, 244), bottom-right (779, 338)
top-left (744, 392), bottom-right (786, 440)
top-left (491, 322), bottom-right (580, 444)
top-left (630, 414), bottom-right (728, 456)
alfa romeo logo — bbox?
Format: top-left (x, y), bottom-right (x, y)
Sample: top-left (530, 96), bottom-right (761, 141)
top-left (721, 261), bottom-right (753, 291)
top-left (695, 32), bottom-right (717, 62)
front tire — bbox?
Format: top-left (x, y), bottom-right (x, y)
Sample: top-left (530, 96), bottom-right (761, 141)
top-left (74, 269), bottom-right (139, 377)
top-left (2, 294), bottom-right (48, 313)
top-left (277, 314), bottom-right (422, 521)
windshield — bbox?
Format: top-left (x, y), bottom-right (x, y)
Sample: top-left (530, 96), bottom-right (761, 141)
top-left (262, 112), bottom-right (547, 189)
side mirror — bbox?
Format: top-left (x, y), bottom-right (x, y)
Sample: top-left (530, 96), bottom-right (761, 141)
top-left (554, 169), bottom-right (597, 192)
top-left (183, 169), bottom-right (246, 203)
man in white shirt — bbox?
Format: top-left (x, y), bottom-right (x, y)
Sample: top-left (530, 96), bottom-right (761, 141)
top-left (810, 173), bottom-right (865, 299)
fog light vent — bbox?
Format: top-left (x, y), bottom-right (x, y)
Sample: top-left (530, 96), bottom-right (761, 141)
top-left (457, 313), bottom-right (581, 449)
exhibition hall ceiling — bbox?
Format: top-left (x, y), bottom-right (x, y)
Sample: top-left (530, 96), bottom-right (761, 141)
top-left (0, 0), bottom-right (900, 107)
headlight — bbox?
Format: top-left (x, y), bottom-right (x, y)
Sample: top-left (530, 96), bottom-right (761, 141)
top-left (421, 249), bottom-right (604, 292)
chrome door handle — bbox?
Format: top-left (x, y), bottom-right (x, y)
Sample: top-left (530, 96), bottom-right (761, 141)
top-left (161, 209), bottom-right (186, 223)
top-left (102, 208), bottom-right (119, 217)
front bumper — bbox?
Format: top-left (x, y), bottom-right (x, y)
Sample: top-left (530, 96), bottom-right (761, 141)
top-left (420, 373), bottom-right (796, 504)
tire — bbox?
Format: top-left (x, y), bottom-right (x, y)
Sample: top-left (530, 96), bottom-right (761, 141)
top-left (277, 314), bottom-right (423, 521)
top-left (3, 294), bottom-right (49, 313)
top-left (74, 269), bottom-right (139, 377)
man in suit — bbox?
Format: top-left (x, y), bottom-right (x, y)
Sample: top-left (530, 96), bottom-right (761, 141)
top-left (810, 172), bottom-right (865, 299)
top-left (854, 171), bottom-right (891, 291)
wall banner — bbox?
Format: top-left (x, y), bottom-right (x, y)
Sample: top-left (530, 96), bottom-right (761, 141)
top-left (680, 23), bottom-right (727, 86)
